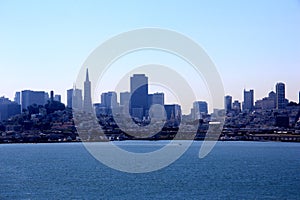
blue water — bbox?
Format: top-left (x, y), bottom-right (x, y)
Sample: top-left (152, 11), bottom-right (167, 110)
top-left (0, 141), bottom-right (299, 199)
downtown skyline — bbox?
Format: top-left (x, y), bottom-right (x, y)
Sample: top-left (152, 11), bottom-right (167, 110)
top-left (0, 1), bottom-right (300, 104)
top-left (4, 73), bottom-right (300, 115)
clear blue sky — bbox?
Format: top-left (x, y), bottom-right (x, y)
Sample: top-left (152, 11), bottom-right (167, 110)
top-left (0, 0), bottom-right (300, 107)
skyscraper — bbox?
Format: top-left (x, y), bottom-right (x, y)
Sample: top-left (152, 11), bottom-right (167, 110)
top-left (164, 104), bottom-right (182, 124)
top-left (14, 92), bottom-right (21, 105)
top-left (192, 101), bottom-right (208, 120)
top-left (276, 82), bottom-right (285, 109)
top-left (224, 95), bottom-right (232, 112)
top-left (120, 92), bottom-right (131, 106)
top-left (67, 87), bottom-right (83, 109)
top-left (148, 92), bottom-right (164, 107)
top-left (21, 90), bottom-right (47, 111)
top-left (101, 92), bottom-right (118, 108)
top-left (232, 100), bottom-right (241, 112)
top-left (54, 95), bottom-right (61, 102)
top-left (130, 74), bottom-right (148, 119)
top-left (83, 68), bottom-right (93, 113)
top-left (243, 89), bottom-right (254, 111)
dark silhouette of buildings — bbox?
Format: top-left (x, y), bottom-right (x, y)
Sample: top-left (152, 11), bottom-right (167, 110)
top-left (130, 74), bottom-right (148, 120)
top-left (0, 97), bottom-right (21, 121)
top-left (14, 92), bottom-right (21, 105)
top-left (224, 95), bottom-right (232, 112)
top-left (21, 90), bottom-right (48, 111)
top-left (243, 89), bottom-right (254, 112)
top-left (276, 82), bottom-right (286, 109)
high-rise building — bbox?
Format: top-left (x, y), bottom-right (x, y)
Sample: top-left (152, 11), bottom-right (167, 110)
top-left (224, 95), bottom-right (232, 111)
top-left (54, 95), bottom-right (61, 102)
top-left (101, 92), bottom-right (118, 108)
top-left (164, 104), bottom-right (182, 124)
top-left (21, 90), bottom-right (47, 111)
top-left (232, 100), bottom-right (241, 112)
top-left (130, 74), bottom-right (148, 119)
top-left (276, 82), bottom-right (285, 109)
top-left (83, 68), bottom-right (93, 113)
top-left (243, 89), bottom-right (254, 111)
top-left (148, 93), bottom-right (164, 107)
top-left (254, 91), bottom-right (276, 110)
top-left (0, 97), bottom-right (21, 121)
top-left (192, 101), bottom-right (208, 120)
top-left (120, 92), bottom-right (131, 106)
top-left (14, 92), bottom-right (21, 105)
top-left (67, 87), bottom-right (83, 109)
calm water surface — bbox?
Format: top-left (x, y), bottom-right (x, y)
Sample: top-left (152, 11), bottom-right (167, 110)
top-left (0, 141), bottom-right (299, 199)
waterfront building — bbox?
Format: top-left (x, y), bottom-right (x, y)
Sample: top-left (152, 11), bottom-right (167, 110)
top-left (21, 90), bottom-right (47, 111)
top-left (243, 89), bottom-right (254, 111)
top-left (67, 87), bottom-right (82, 109)
top-left (275, 115), bottom-right (289, 128)
top-left (83, 68), bottom-right (93, 113)
top-left (130, 74), bottom-right (148, 119)
top-left (224, 95), bottom-right (232, 112)
top-left (0, 97), bottom-right (21, 121)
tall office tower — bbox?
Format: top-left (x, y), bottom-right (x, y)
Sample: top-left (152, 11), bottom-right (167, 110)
top-left (224, 95), bottom-right (232, 112)
top-left (243, 89), bottom-right (254, 111)
top-left (130, 74), bottom-right (148, 119)
top-left (120, 92), bottom-right (131, 106)
top-left (21, 90), bottom-right (47, 111)
top-left (101, 92), bottom-right (118, 108)
top-left (14, 92), bottom-right (21, 105)
top-left (192, 101), bottom-right (208, 120)
top-left (67, 86), bottom-right (83, 109)
top-left (276, 82), bottom-right (285, 109)
top-left (83, 68), bottom-right (93, 113)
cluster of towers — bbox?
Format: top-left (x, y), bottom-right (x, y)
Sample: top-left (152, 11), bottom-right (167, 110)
top-left (224, 82), bottom-right (289, 113)
top-left (67, 69), bottom-right (181, 122)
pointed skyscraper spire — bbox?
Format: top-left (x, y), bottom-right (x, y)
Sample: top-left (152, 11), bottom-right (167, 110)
top-left (83, 67), bottom-right (93, 113)
top-left (86, 68), bottom-right (90, 82)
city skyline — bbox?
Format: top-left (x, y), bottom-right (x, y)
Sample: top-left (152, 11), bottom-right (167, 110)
top-left (0, 1), bottom-right (299, 103)
top-left (4, 75), bottom-right (300, 116)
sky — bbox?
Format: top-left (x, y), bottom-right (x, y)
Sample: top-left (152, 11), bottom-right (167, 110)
top-left (0, 0), bottom-right (300, 112)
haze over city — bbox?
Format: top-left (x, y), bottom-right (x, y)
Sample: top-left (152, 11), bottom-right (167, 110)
top-left (0, 0), bottom-right (300, 104)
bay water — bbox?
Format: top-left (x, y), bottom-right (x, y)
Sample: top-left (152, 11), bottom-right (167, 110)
top-left (0, 141), bottom-right (299, 199)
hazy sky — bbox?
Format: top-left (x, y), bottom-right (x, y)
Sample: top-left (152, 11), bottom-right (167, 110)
top-left (1, 0), bottom-right (300, 108)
